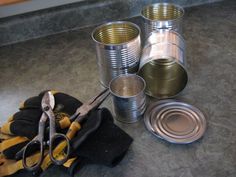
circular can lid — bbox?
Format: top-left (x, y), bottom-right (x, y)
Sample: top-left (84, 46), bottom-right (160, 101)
top-left (144, 100), bottom-right (207, 144)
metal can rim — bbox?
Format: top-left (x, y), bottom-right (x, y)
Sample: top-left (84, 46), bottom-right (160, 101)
top-left (139, 55), bottom-right (186, 69)
top-left (138, 58), bottom-right (189, 99)
top-left (109, 74), bottom-right (146, 99)
top-left (91, 21), bottom-right (141, 47)
top-left (141, 3), bottom-right (185, 22)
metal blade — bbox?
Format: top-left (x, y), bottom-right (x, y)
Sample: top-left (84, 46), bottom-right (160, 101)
top-left (88, 89), bottom-right (110, 108)
top-left (70, 89), bottom-right (110, 121)
top-left (41, 91), bottom-right (55, 110)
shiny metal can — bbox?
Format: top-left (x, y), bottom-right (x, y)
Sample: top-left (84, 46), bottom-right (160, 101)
top-left (109, 74), bottom-right (146, 123)
top-left (138, 29), bottom-right (188, 99)
top-left (92, 21), bottom-right (141, 87)
top-left (141, 3), bottom-right (184, 38)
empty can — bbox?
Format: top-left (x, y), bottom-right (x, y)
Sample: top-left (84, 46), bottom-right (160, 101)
top-left (141, 3), bottom-right (184, 38)
top-left (92, 21), bottom-right (141, 87)
top-left (138, 29), bottom-right (188, 99)
top-left (109, 74), bottom-right (146, 123)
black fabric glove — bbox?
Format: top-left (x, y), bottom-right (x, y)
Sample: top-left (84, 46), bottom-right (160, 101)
top-left (67, 108), bottom-right (133, 175)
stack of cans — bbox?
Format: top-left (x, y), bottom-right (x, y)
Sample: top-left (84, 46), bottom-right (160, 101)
top-left (91, 3), bottom-right (207, 144)
top-left (139, 3), bottom-right (206, 144)
top-left (139, 3), bottom-right (187, 99)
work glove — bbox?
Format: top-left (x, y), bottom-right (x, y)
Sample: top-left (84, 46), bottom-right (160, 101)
top-left (63, 108), bottom-right (133, 175)
top-left (0, 151), bottom-right (40, 177)
top-left (0, 91), bottom-right (133, 177)
top-left (0, 108), bottom-right (133, 177)
top-left (0, 91), bottom-right (82, 159)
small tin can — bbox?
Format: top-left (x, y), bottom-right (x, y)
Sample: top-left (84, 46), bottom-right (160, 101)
top-left (141, 3), bottom-right (184, 38)
top-left (109, 74), bottom-right (146, 123)
top-left (92, 21), bottom-right (141, 87)
top-left (138, 29), bottom-right (188, 99)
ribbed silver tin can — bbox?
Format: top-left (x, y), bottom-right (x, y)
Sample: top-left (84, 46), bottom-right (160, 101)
top-left (141, 3), bottom-right (184, 38)
top-left (138, 30), bottom-right (188, 99)
top-left (92, 21), bottom-right (141, 87)
top-left (109, 74), bottom-right (146, 123)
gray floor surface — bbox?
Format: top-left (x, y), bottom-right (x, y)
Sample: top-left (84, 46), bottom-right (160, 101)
top-left (0, 0), bottom-right (236, 177)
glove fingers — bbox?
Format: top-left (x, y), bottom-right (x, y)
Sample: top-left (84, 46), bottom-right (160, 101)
top-left (20, 96), bottom-right (42, 110)
top-left (2, 109), bottom-right (42, 138)
top-left (10, 111), bottom-right (72, 138)
top-left (0, 136), bottom-right (28, 152)
top-left (0, 136), bottom-right (29, 159)
top-left (13, 109), bottom-right (42, 123)
top-left (2, 120), bottom-right (38, 139)
top-left (0, 152), bottom-right (42, 177)
top-left (0, 128), bottom-right (14, 140)
top-left (2, 141), bottom-right (29, 159)
top-left (1, 122), bottom-right (13, 136)
top-left (0, 134), bottom-right (14, 141)
top-left (0, 158), bottom-right (20, 177)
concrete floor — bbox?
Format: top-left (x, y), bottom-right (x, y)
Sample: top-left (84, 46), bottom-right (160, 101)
top-left (0, 0), bottom-right (236, 177)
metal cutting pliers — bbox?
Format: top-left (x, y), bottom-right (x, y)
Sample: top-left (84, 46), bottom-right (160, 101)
top-left (22, 91), bottom-right (71, 171)
top-left (21, 89), bottom-right (110, 171)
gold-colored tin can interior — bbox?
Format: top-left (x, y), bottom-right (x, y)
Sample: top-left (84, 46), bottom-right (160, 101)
top-left (138, 59), bottom-right (188, 98)
top-left (110, 75), bottom-right (145, 97)
top-left (142, 3), bottom-right (183, 21)
top-left (93, 22), bottom-right (139, 45)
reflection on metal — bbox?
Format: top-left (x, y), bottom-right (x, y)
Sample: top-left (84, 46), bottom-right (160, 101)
top-left (109, 74), bottom-right (146, 123)
top-left (141, 3), bottom-right (184, 38)
top-left (144, 100), bottom-right (207, 144)
top-left (138, 30), bottom-right (188, 98)
top-left (92, 21), bottom-right (141, 87)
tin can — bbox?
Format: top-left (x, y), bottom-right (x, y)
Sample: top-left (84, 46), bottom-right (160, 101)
top-left (109, 74), bottom-right (146, 123)
top-left (92, 21), bottom-right (141, 87)
top-left (141, 3), bottom-right (184, 38)
top-left (138, 30), bottom-right (188, 99)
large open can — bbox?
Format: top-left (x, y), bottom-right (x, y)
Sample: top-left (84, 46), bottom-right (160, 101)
top-left (138, 29), bottom-right (188, 99)
top-left (92, 21), bottom-right (141, 87)
top-left (141, 3), bottom-right (184, 38)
